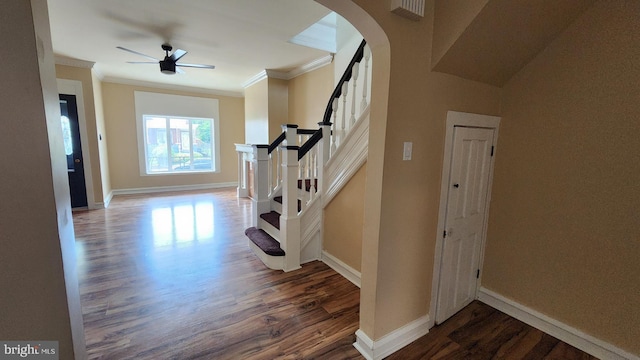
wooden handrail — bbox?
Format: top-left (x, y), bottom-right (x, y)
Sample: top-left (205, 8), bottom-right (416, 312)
top-left (296, 129), bottom-right (317, 135)
top-left (298, 129), bottom-right (323, 161)
top-left (321, 39), bottom-right (367, 125)
top-left (268, 132), bottom-right (286, 154)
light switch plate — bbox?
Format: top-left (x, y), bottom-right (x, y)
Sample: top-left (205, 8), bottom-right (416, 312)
top-left (403, 142), bottom-right (412, 160)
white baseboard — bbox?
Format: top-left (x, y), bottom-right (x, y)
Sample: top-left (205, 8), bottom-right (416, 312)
top-left (102, 191), bottom-right (114, 208)
top-left (111, 182), bottom-right (237, 196)
top-left (354, 314), bottom-right (430, 360)
top-left (321, 251), bottom-right (361, 288)
top-left (478, 287), bottom-right (638, 360)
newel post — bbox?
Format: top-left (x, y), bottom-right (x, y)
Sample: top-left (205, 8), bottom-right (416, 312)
top-left (235, 144), bottom-right (251, 198)
top-left (282, 124), bottom-right (299, 146)
top-left (280, 144), bottom-right (301, 272)
top-left (251, 145), bottom-right (270, 228)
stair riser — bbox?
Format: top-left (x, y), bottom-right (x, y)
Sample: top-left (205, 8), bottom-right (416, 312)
top-left (259, 218), bottom-right (281, 242)
top-left (248, 241), bottom-right (284, 270)
top-left (272, 201), bottom-right (282, 214)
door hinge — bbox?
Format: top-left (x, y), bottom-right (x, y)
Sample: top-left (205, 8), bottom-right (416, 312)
top-left (476, 269), bottom-right (480, 278)
top-left (490, 146), bottom-right (494, 157)
top-left (443, 230), bottom-right (447, 238)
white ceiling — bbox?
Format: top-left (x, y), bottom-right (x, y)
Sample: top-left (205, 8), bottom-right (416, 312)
top-left (47, 0), bottom-right (334, 95)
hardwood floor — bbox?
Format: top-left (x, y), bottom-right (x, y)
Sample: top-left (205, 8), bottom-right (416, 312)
top-left (388, 301), bottom-right (598, 360)
top-left (73, 188), bottom-right (598, 359)
top-left (73, 189), bottom-right (361, 359)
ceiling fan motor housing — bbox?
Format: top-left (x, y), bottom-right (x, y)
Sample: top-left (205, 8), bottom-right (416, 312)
top-left (160, 60), bottom-right (176, 74)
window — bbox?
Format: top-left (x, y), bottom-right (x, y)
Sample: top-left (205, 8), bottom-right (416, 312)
top-left (143, 115), bottom-right (215, 173)
top-left (134, 91), bottom-right (220, 176)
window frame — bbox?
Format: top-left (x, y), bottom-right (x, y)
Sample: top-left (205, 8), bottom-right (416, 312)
top-left (142, 115), bottom-right (216, 175)
top-left (134, 91), bottom-right (221, 176)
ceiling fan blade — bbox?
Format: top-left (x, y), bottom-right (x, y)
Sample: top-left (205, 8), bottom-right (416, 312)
top-left (126, 61), bottom-right (157, 64)
top-left (170, 49), bottom-right (187, 62)
top-left (116, 46), bottom-right (159, 61)
top-left (177, 63), bottom-right (216, 69)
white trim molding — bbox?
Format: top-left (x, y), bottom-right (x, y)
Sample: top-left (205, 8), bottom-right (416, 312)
top-left (478, 287), bottom-right (639, 360)
top-left (286, 54), bottom-right (334, 79)
top-left (55, 55), bottom-right (95, 69)
top-left (321, 251), bottom-right (361, 288)
top-left (354, 314), bottom-right (430, 360)
top-left (102, 191), bottom-right (114, 208)
top-left (111, 182), bottom-right (237, 196)
top-left (101, 77), bottom-right (243, 98)
top-left (242, 55), bottom-right (334, 88)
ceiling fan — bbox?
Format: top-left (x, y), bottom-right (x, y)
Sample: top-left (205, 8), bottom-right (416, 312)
top-left (116, 43), bottom-right (215, 75)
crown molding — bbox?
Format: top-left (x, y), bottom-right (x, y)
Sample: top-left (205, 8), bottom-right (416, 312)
top-left (100, 76), bottom-right (244, 98)
top-left (287, 54), bottom-right (334, 78)
top-left (242, 70), bottom-right (268, 88)
top-left (91, 65), bottom-right (105, 81)
top-left (242, 54), bottom-right (334, 89)
top-left (265, 69), bottom-right (290, 80)
top-left (55, 55), bottom-right (95, 69)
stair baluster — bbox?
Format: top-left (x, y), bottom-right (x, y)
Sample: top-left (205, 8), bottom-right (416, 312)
top-left (330, 98), bottom-right (338, 155)
top-left (350, 63), bottom-right (359, 126)
top-left (268, 148), bottom-right (273, 196)
top-left (361, 45), bottom-right (371, 112)
top-left (275, 147), bottom-right (282, 189)
top-left (341, 82), bottom-right (348, 141)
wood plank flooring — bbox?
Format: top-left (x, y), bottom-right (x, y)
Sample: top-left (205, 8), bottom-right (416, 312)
top-left (73, 189), bottom-right (361, 359)
top-left (388, 301), bottom-right (598, 360)
top-left (73, 188), bottom-right (598, 359)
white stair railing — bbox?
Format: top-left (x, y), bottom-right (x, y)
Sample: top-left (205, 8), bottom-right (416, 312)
top-left (322, 40), bottom-right (371, 158)
top-left (236, 40), bottom-right (371, 272)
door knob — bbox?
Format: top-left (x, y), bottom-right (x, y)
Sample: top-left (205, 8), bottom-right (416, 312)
top-left (453, 183), bottom-right (459, 188)
top-left (74, 159), bottom-right (81, 163)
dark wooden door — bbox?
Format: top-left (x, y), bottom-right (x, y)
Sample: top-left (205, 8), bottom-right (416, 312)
top-left (60, 94), bottom-right (88, 208)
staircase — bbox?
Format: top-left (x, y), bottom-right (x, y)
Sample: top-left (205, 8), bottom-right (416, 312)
top-left (237, 40), bottom-right (371, 272)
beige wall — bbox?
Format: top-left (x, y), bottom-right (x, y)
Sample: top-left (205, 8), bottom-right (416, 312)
top-left (484, 0), bottom-right (640, 354)
top-left (268, 77), bottom-right (289, 140)
top-left (323, 163), bottom-right (366, 271)
top-left (244, 78), bottom-right (269, 144)
top-left (0, 1), bottom-right (85, 358)
top-left (321, 0), bottom-right (502, 339)
top-left (55, 64), bottom-right (107, 204)
top-left (102, 82), bottom-right (244, 191)
top-left (288, 63), bottom-right (334, 129)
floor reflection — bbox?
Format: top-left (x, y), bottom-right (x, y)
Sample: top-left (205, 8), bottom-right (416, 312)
top-left (151, 202), bottom-right (215, 247)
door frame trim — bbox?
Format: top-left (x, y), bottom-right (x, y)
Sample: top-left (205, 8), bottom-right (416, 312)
top-left (57, 79), bottom-right (96, 209)
top-left (428, 111), bottom-right (501, 328)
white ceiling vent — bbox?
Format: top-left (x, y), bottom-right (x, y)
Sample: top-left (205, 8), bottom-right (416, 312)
top-left (390, 0), bottom-right (425, 21)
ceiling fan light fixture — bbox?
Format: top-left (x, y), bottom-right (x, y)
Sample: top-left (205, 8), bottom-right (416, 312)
top-left (118, 44), bottom-right (213, 75)
top-left (159, 60), bottom-right (176, 74)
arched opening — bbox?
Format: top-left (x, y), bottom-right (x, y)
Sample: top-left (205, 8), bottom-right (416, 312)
top-left (315, 0), bottom-right (391, 355)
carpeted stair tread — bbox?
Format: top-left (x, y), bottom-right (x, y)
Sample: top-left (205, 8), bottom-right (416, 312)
top-left (273, 196), bottom-right (302, 212)
top-left (297, 179), bottom-right (318, 192)
top-left (245, 227), bottom-right (285, 256)
top-left (259, 211), bottom-right (280, 230)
